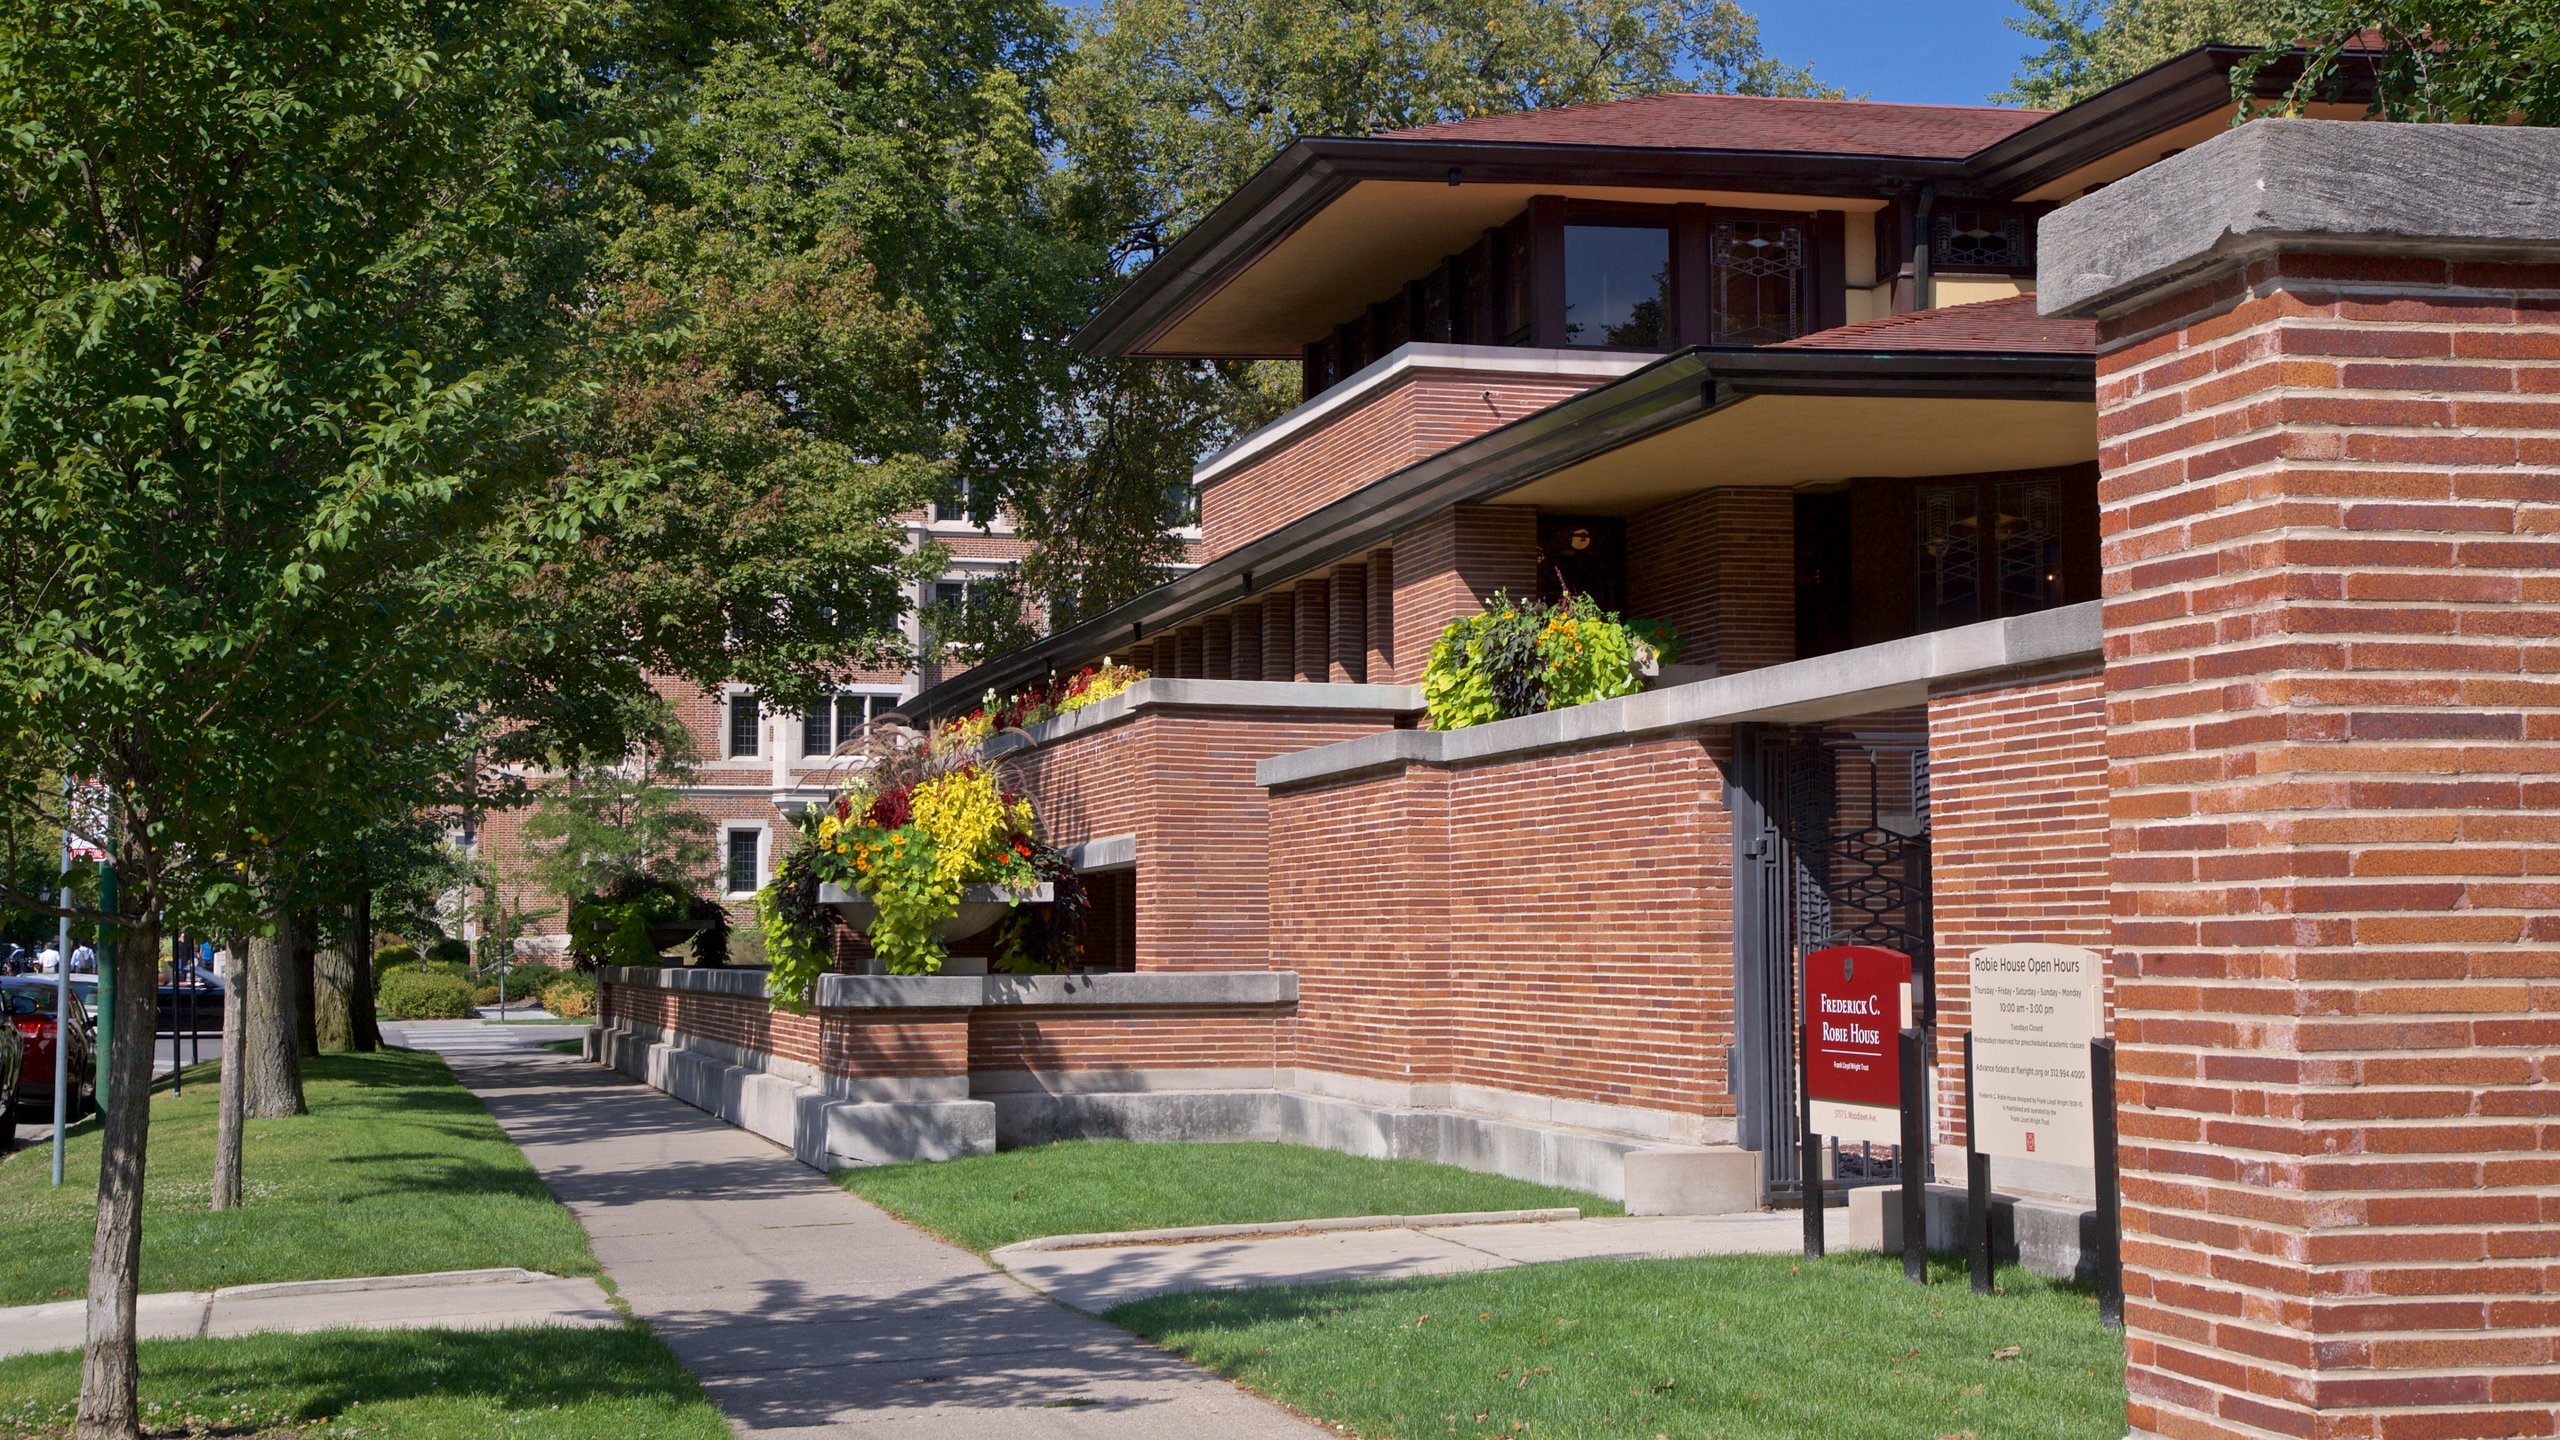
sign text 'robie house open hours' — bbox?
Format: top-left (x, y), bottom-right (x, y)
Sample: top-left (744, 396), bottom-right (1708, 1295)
top-left (1803, 945), bottom-right (1912, 1148)
top-left (1968, 943), bottom-right (2106, 1167)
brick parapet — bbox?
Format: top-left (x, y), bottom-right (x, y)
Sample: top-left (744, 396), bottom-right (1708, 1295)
top-left (1268, 731), bottom-right (1739, 1135)
top-left (600, 972), bottom-right (1293, 1092)
top-left (1194, 351), bottom-right (1634, 561)
top-left (2054, 143), bottom-right (2560, 1440)
top-left (997, 687), bottom-right (1410, 971)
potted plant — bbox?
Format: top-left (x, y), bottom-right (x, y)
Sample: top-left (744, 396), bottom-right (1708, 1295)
top-left (757, 715), bottom-right (1087, 1004)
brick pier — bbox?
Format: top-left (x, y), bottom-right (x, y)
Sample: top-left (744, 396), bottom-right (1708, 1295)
top-left (2044, 121), bottom-right (2560, 1440)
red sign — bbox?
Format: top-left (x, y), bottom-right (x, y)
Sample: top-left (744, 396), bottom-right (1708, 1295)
top-left (1804, 945), bottom-right (1912, 1113)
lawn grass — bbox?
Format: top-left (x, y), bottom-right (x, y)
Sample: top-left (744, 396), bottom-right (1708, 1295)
top-left (837, 1140), bottom-right (1622, 1254)
top-left (0, 1049), bottom-right (596, 1305)
top-left (0, 1324), bottom-right (729, 1439)
top-left (1110, 1251), bottom-right (2126, 1440)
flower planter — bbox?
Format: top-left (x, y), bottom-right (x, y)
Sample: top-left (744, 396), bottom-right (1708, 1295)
top-left (816, 882), bottom-right (1052, 943)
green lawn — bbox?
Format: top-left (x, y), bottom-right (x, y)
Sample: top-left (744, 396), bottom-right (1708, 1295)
top-left (837, 1140), bottom-right (1621, 1254)
top-left (0, 1049), bottom-right (596, 1305)
top-left (0, 1325), bottom-right (729, 1440)
top-left (1111, 1252), bottom-right (2126, 1440)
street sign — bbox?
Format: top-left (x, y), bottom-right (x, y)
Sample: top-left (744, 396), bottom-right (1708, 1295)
top-left (1803, 945), bottom-right (1912, 1148)
top-left (1967, 943), bottom-right (2106, 1166)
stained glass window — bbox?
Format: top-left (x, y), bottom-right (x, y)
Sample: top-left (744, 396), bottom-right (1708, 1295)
top-left (1710, 220), bottom-right (1808, 345)
top-left (1916, 485), bottom-right (1981, 632)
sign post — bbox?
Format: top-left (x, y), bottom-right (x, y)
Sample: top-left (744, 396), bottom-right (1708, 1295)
top-left (1963, 943), bottom-right (2112, 1304)
top-left (1896, 1023), bottom-right (1927, 1284)
top-left (1801, 945), bottom-right (1915, 1266)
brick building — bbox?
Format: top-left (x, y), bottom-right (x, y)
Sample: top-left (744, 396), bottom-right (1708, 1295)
top-left (588, 47), bottom-right (2558, 1440)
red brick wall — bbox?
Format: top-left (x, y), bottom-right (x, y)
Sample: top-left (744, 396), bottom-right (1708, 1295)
top-left (1010, 704), bottom-right (1402, 971)
top-left (601, 982), bottom-right (969, 1080)
top-left (1925, 663), bottom-right (2113, 1147)
top-left (1269, 733), bottom-right (1738, 1126)
top-left (2093, 253), bottom-right (2560, 1440)
top-left (968, 1005), bottom-right (1285, 1077)
top-left (602, 979), bottom-right (1287, 1084)
top-left (1198, 369), bottom-right (1610, 561)
top-left (1268, 763), bottom-right (1454, 1087)
top-left (1388, 505), bottom-right (1541, 684)
top-left (1626, 488), bottom-right (1798, 671)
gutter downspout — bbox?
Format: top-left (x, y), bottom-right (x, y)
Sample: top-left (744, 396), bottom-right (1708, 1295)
top-left (1912, 182), bottom-right (1936, 314)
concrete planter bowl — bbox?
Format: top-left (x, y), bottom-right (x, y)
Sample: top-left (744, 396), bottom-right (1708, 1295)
top-left (816, 882), bottom-right (1053, 943)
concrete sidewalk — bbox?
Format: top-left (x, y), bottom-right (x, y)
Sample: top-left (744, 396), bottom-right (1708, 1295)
top-left (390, 1020), bottom-right (1325, 1439)
top-left (993, 1211), bottom-right (1826, 1315)
top-left (0, 1268), bottom-right (617, 1359)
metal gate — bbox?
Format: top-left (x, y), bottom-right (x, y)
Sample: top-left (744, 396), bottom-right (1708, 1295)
top-left (1730, 723), bottom-right (1934, 1204)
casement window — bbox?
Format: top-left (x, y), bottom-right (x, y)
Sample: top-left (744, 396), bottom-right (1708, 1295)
top-left (1916, 476), bottom-right (2068, 633)
top-left (1562, 223), bottom-right (1671, 348)
top-left (1297, 197), bottom-right (1832, 399)
top-left (725, 692), bottom-right (761, 759)
top-left (723, 827), bottom-right (763, 896)
top-left (801, 691), bottom-right (896, 757)
top-left (1707, 219), bottom-right (1810, 345)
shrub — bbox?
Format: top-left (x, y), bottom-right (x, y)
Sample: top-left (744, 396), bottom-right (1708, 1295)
top-left (378, 970), bottom-right (477, 1020)
top-left (374, 944), bottom-right (419, 973)
top-left (427, 938), bottom-right (472, 966)
top-left (543, 970), bottom-right (597, 1019)
top-left (473, 984), bottom-right (503, 1006)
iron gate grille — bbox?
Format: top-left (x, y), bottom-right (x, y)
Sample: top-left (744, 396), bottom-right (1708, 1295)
top-left (1731, 723), bottom-right (1934, 1204)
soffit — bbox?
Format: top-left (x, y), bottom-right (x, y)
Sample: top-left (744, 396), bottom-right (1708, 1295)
top-left (2017, 100), bottom-right (2370, 203)
top-left (1490, 393), bottom-right (2098, 513)
top-left (1145, 179), bottom-right (1884, 359)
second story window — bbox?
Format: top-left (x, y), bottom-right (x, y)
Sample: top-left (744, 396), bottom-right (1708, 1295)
top-left (1563, 225), bottom-right (1670, 348)
top-left (802, 692), bottom-right (894, 757)
top-left (726, 692), bottom-right (761, 759)
top-left (1709, 219), bottom-right (1809, 345)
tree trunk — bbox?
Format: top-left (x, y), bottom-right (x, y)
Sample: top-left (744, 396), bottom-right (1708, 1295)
top-left (312, 906), bottom-right (356, 1053)
top-left (212, 935), bottom-right (248, 1211)
top-left (77, 892), bottom-right (158, 1440)
top-left (291, 909), bottom-right (319, 1059)
top-left (243, 911), bottom-right (305, 1119)
top-left (347, 894), bottom-right (379, 1052)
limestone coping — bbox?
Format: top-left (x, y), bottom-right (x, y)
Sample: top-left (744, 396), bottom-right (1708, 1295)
top-left (599, 965), bottom-right (1296, 1011)
top-left (1258, 601), bottom-right (2101, 790)
top-left (2040, 119), bottom-right (2560, 319)
top-left (988, 677), bottom-right (1420, 753)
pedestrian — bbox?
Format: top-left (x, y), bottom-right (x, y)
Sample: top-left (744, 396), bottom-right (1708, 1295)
top-left (34, 942), bottom-right (60, 973)
top-left (69, 939), bottom-right (95, 973)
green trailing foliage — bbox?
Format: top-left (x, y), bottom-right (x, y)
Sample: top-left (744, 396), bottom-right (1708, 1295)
top-left (1420, 593), bottom-right (1673, 731)
top-left (566, 877), bottom-right (728, 971)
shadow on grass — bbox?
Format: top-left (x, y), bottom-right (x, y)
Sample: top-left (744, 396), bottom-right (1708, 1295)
top-left (0, 1324), bottom-right (724, 1437)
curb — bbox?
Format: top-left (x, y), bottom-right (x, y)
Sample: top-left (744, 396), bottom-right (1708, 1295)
top-left (210, 1268), bottom-right (552, 1302)
top-left (995, 1208), bottom-right (1582, 1254)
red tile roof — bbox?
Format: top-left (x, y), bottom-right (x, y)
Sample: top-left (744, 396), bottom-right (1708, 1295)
top-left (1776, 295), bottom-right (2094, 355)
top-left (1382, 92), bottom-right (2048, 160)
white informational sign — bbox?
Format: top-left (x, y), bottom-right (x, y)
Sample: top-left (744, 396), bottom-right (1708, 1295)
top-left (1968, 943), bottom-right (2106, 1167)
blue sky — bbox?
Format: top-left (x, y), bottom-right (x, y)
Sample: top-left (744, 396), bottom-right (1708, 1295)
top-left (1751, 0), bottom-right (2041, 107)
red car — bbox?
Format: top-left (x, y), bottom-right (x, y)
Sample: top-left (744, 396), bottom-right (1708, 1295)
top-left (0, 977), bottom-right (88, 1132)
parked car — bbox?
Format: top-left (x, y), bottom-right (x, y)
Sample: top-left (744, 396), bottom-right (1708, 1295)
top-left (64, 974), bottom-right (98, 1019)
top-left (1, 977), bottom-right (93, 1124)
top-left (158, 966), bottom-right (224, 1030)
